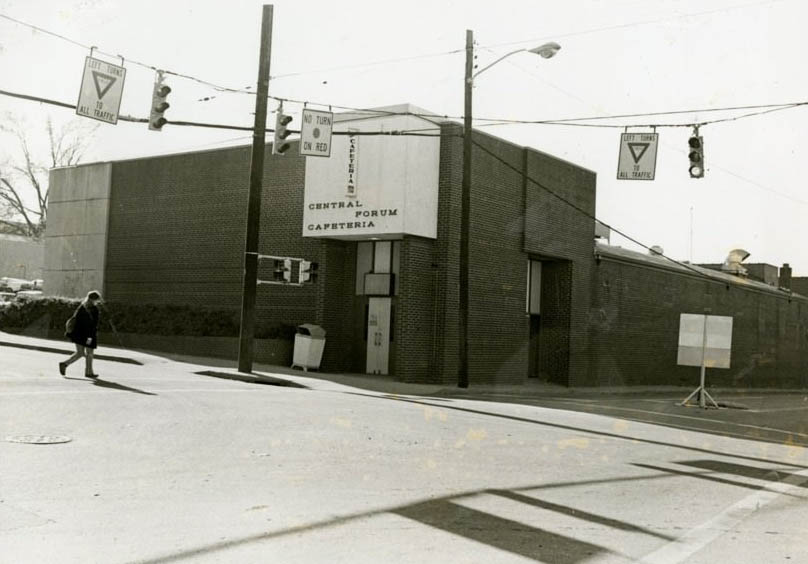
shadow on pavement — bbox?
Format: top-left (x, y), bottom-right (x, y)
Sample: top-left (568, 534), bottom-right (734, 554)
top-left (632, 463), bottom-right (802, 498)
top-left (393, 498), bottom-right (607, 564)
top-left (62, 375), bottom-right (157, 396)
top-left (132, 473), bottom-right (679, 564)
top-left (680, 459), bottom-right (808, 487)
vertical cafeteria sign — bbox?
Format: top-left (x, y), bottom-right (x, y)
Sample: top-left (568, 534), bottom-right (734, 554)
top-left (346, 130), bottom-right (358, 197)
top-left (76, 56), bottom-right (126, 125)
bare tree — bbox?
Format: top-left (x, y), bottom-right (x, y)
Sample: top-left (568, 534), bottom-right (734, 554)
top-left (0, 115), bottom-right (99, 238)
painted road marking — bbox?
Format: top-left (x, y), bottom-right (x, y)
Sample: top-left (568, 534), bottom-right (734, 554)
top-left (639, 466), bottom-right (808, 564)
top-left (554, 400), bottom-right (808, 439)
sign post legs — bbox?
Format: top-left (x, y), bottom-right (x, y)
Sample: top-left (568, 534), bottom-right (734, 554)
top-left (680, 320), bottom-right (720, 409)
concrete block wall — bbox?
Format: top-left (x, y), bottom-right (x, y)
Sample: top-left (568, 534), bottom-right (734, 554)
top-left (0, 235), bottom-right (44, 281)
top-left (44, 163), bottom-right (112, 298)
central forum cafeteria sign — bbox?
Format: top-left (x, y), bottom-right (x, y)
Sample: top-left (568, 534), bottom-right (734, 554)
top-left (617, 132), bottom-right (658, 180)
top-left (76, 56), bottom-right (126, 125)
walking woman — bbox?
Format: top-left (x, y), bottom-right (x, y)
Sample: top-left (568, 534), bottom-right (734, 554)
top-left (59, 290), bottom-right (102, 378)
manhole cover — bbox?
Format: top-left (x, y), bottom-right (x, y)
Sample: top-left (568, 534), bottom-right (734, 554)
top-left (5, 435), bottom-right (72, 444)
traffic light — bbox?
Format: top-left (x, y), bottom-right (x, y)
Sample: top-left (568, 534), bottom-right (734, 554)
top-left (273, 259), bottom-right (292, 282)
top-left (273, 110), bottom-right (293, 155)
top-left (299, 260), bottom-right (318, 283)
top-left (149, 73), bottom-right (171, 131)
top-left (688, 129), bottom-right (704, 178)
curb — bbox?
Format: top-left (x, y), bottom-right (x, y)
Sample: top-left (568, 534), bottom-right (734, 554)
top-left (0, 340), bottom-right (144, 366)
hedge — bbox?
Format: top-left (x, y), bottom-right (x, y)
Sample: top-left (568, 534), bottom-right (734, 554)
top-left (0, 297), bottom-right (296, 340)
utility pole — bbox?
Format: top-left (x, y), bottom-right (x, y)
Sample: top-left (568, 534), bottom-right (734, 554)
top-left (238, 4), bottom-right (273, 374)
top-left (458, 29), bottom-right (473, 388)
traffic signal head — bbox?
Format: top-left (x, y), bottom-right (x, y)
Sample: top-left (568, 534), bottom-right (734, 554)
top-left (273, 259), bottom-right (293, 282)
top-left (273, 111), bottom-right (293, 155)
top-left (149, 75), bottom-right (171, 131)
top-left (299, 260), bottom-right (318, 283)
top-left (688, 133), bottom-right (704, 178)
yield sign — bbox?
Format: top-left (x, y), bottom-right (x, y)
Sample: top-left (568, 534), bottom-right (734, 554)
top-left (76, 56), bottom-right (126, 125)
top-left (628, 142), bottom-right (649, 164)
top-left (92, 71), bottom-right (117, 100)
top-left (617, 132), bottom-right (659, 180)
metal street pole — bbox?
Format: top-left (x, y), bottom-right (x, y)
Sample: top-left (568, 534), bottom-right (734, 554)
top-left (238, 4), bottom-right (273, 374)
top-left (458, 29), bottom-right (473, 388)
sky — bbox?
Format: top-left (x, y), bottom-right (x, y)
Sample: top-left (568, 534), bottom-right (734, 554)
top-left (1, 0), bottom-right (806, 273)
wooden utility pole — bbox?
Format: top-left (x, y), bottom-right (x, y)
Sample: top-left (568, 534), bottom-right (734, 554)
top-left (458, 29), bottom-right (473, 388)
top-left (238, 4), bottom-right (273, 373)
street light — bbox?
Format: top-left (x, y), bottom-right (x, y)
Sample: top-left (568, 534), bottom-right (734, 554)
top-left (458, 31), bottom-right (560, 388)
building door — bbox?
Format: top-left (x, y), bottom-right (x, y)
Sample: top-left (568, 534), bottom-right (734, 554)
top-left (366, 297), bottom-right (392, 374)
top-left (527, 259), bottom-right (542, 378)
top-left (529, 315), bottom-right (541, 378)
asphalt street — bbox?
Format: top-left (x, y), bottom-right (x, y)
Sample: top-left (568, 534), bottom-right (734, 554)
top-left (2, 333), bottom-right (808, 563)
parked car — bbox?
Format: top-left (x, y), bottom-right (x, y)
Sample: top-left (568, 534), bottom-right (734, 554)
top-left (15, 290), bottom-right (43, 300)
top-left (0, 277), bottom-right (32, 292)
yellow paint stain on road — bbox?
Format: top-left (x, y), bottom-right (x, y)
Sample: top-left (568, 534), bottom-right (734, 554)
top-left (613, 420), bottom-right (629, 432)
top-left (426, 459), bottom-right (438, 469)
top-left (423, 406), bottom-right (448, 422)
top-left (330, 417), bottom-right (352, 428)
top-left (557, 437), bottom-right (590, 450)
top-left (466, 428), bottom-right (488, 441)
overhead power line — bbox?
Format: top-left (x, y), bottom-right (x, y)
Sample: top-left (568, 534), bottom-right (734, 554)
top-left (0, 86), bottom-right (798, 280)
top-left (470, 139), bottom-right (722, 284)
top-left (480, 0), bottom-right (788, 51)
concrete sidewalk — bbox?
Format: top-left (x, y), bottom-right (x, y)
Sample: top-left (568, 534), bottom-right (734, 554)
top-left (3, 330), bottom-right (806, 401)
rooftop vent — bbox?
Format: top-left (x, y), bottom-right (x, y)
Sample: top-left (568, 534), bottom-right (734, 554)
top-left (649, 246), bottom-right (664, 256)
top-left (721, 249), bottom-right (750, 276)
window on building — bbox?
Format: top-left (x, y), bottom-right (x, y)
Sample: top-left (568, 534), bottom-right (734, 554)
top-left (527, 259), bottom-right (542, 314)
top-left (356, 240), bottom-right (401, 295)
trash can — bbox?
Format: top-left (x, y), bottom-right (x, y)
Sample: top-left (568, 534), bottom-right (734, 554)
top-left (292, 323), bottom-right (326, 371)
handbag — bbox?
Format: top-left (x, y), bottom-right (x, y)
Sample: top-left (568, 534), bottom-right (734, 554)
top-left (65, 310), bottom-right (78, 335)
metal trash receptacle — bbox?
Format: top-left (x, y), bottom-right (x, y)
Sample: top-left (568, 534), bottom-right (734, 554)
top-left (292, 324), bottom-right (326, 371)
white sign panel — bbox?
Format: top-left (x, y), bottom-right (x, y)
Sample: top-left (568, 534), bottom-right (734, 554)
top-left (299, 109), bottom-right (333, 157)
top-left (346, 132), bottom-right (358, 197)
top-left (677, 313), bottom-right (733, 368)
top-left (617, 132), bottom-right (658, 180)
top-left (303, 115), bottom-right (439, 240)
top-left (76, 57), bottom-right (126, 125)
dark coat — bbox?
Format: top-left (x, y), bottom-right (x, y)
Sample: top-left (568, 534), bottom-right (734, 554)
top-left (68, 303), bottom-right (100, 349)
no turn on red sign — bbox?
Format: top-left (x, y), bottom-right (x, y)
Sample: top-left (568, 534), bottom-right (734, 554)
top-left (300, 109), bottom-right (333, 157)
top-left (617, 132), bottom-right (658, 180)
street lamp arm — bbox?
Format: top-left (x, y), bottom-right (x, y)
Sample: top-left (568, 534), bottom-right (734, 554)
top-left (470, 48), bottom-right (526, 82)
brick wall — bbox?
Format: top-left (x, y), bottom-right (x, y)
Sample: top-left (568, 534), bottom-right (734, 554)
top-left (431, 124), bottom-right (597, 386)
top-left (104, 142), bottom-right (355, 371)
top-left (792, 277), bottom-right (808, 297)
top-left (524, 149), bottom-right (597, 386)
top-left (395, 235), bottom-right (439, 383)
top-left (590, 254), bottom-right (808, 388)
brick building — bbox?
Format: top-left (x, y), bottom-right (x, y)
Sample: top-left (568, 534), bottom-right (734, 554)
top-left (44, 104), bottom-right (808, 388)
